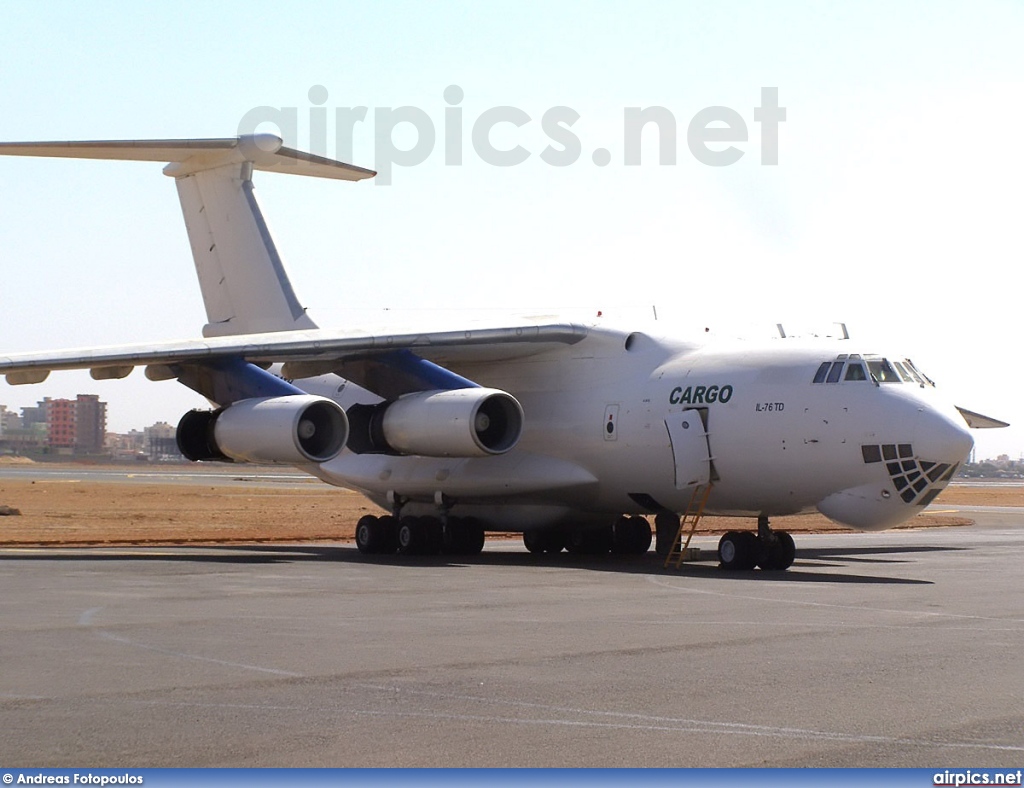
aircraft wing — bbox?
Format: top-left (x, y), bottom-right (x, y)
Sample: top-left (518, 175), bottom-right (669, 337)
top-left (0, 323), bottom-right (589, 394)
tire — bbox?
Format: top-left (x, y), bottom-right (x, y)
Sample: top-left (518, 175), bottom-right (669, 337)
top-left (420, 516), bottom-right (444, 555)
top-left (628, 515), bottom-right (652, 554)
top-left (355, 515), bottom-right (383, 554)
top-left (613, 516), bottom-right (652, 554)
top-left (544, 528), bottom-right (566, 553)
top-left (759, 531), bottom-right (795, 571)
top-left (445, 517), bottom-right (485, 555)
top-left (377, 515), bottom-right (399, 554)
top-left (776, 531), bottom-right (796, 569)
top-left (611, 517), bottom-right (633, 554)
top-left (735, 531), bottom-right (759, 570)
top-left (399, 516), bottom-right (442, 555)
top-left (398, 517), bottom-right (421, 555)
top-left (567, 525), bottom-right (613, 555)
top-left (718, 531), bottom-right (742, 569)
top-left (523, 529), bottom-right (547, 554)
top-left (459, 518), bottom-right (486, 555)
top-left (719, 531), bottom-right (758, 570)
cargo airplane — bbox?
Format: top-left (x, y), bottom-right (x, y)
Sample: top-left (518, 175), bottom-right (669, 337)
top-left (0, 135), bottom-right (1007, 570)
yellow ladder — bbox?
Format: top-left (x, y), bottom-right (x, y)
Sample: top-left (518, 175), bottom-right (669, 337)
top-left (663, 483), bottom-right (713, 569)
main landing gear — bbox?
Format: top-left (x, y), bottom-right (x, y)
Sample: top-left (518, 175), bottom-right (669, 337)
top-left (717, 515), bottom-right (795, 571)
top-left (523, 516), bottom-right (653, 556)
top-left (355, 514), bottom-right (486, 556)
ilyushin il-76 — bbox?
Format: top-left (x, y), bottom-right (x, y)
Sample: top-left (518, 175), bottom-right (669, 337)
top-left (0, 135), bottom-right (1006, 570)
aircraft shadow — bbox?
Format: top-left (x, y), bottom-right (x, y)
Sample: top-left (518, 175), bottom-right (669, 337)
top-left (0, 542), bottom-right (943, 584)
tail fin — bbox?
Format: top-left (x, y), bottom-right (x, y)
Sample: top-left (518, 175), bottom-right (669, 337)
top-left (0, 135), bottom-right (375, 337)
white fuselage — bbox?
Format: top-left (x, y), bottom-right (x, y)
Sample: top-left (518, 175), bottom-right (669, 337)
top-left (301, 326), bottom-right (973, 533)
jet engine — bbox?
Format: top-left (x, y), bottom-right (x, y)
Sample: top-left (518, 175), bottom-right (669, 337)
top-left (177, 395), bottom-right (349, 464)
top-left (348, 387), bottom-right (524, 457)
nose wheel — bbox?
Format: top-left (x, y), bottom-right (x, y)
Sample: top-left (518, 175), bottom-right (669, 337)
top-left (717, 516), bottom-right (795, 571)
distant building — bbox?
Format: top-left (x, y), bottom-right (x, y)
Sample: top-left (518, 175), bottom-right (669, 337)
top-left (47, 399), bottom-right (76, 451)
top-left (145, 421), bottom-right (181, 460)
top-left (41, 395), bottom-right (108, 455)
top-left (75, 394), bottom-right (107, 454)
top-left (0, 406), bottom-right (19, 435)
top-left (21, 402), bottom-right (47, 429)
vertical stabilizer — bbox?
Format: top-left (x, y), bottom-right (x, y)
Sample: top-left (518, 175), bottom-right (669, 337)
top-left (175, 161), bottom-right (317, 337)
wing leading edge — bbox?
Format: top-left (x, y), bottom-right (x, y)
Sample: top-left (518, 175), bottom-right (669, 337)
top-left (0, 323), bottom-right (589, 393)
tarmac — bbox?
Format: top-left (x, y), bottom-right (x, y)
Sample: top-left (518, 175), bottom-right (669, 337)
top-left (1, 507), bottom-right (1022, 767)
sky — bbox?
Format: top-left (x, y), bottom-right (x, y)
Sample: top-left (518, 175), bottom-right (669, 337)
top-left (0, 1), bottom-right (1021, 460)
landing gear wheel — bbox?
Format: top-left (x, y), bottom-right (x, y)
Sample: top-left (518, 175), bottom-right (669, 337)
top-left (566, 525), bottom-right (613, 555)
top-left (776, 531), bottom-right (796, 569)
top-left (444, 517), bottom-right (485, 555)
top-left (758, 531), bottom-right (795, 571)
top-left (377, 515), bottom-right (399, 554)
top-left (736, 532), bottom-right (759, 569)
top-left (544, 528), bottom-right (566, 553)
top-left (524, 528), bottom-right (566, 554)
top-left (523, 529), bottom-right (548, 554)
top-left (398, 516), bottom-right (443, 555)
top-left (355, 515), bottom-right (384, 554)
top-left (718, 531), bottom-right (758, 570)
top-left (356, 515), bottom-right (398, 555)
top-left (613, 516), bottom-right (652, 554)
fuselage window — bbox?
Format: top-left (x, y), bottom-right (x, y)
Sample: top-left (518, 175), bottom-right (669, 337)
top-left (845, 362), bottom-right (867, 381)
top-left (826, 361), bottom-right (845, 383)
top-left (867, 358), bottom-right (901, 383)
top-left (813, 362), bottom-right (831, 383)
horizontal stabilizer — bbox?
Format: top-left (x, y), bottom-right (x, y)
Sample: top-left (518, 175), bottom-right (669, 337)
top-left (0, 135), bottom-right (376, 180)
top-left (956, 406), bottom-right (1010, 429)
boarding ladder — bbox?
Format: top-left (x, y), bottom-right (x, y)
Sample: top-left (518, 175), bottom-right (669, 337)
top-left (663, 483), bottom-right (713, 569)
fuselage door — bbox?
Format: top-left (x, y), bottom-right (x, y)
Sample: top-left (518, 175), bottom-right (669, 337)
top-left (664, 408), bottom-right (712, 489)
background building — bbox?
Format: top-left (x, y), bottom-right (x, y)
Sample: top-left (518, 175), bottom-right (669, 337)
top-left (74, 394), bottom-right (107, 454)
top-left (12, 395), bottom-right (111, 456)
top-left (47, 398), bottom-right (76, 452)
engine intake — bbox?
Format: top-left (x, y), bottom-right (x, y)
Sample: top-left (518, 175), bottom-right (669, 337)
top-left (177, 395), bottom-right (349, 464)
top-left (348, 387), bottom-right (524, 458)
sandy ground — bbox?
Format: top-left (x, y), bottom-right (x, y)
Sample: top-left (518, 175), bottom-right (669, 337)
top-left (0, 463), bottom-right (1018, 546)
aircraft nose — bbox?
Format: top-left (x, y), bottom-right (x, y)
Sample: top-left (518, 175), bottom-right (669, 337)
top-left (914, 403), bottom-right (974, 466)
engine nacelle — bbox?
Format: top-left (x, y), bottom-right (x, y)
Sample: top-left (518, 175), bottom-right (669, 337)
top-left (177, 395), bottom-right (349, 465)
top-left (349, 388), bottom-right (523, 457)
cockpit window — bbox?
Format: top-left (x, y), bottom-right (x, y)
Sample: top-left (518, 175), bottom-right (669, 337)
top-left (892, 361), bottom-right (915, 383)
top-left (867, 358), bottom-right (901, 383)
top-left (812, 356), bottom-right (868, 383)
top-left (904, 359), bottom-right (935, 386)
top-left (845, 362), bottom-right (867, 381)
top-left (813, 354), bottom-right (930, 386)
